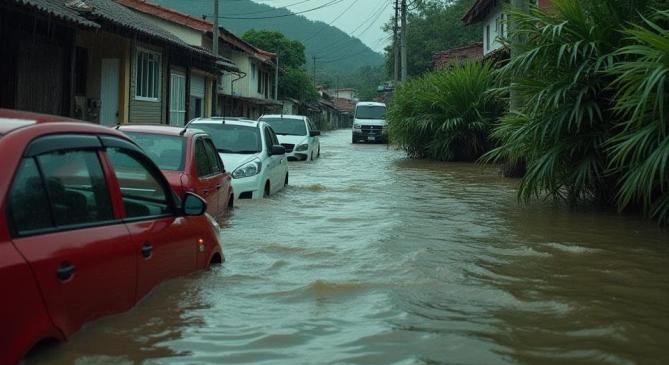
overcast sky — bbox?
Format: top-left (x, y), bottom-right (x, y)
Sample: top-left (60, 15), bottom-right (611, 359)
top-left (253, 0), bottom-right (394, 53)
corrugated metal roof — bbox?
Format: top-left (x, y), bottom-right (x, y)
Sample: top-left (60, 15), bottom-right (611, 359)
top-left (10, 0), bottom-right (100, 27)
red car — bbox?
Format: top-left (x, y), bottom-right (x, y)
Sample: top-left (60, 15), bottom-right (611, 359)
top-left (117, 125), bottom-right (233, 222)
top-left (0, 109), bottom-right (224, 365)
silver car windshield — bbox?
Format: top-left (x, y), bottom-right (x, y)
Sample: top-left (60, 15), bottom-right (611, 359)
top-left (193, 124), bottom-right (262, 154)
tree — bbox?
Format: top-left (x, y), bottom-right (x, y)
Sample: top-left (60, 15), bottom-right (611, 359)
top-left (242, 29), bottom-right (306, 68)
top-left (384, 0), bottom-right (481, 77)
top-left (242, 29), bottom-right (317, 102)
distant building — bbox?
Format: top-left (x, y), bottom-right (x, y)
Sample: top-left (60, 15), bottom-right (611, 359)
top-left (326, 88), bottom-right (357, 102)
top-left (432, 43), bottom-right (483, 69)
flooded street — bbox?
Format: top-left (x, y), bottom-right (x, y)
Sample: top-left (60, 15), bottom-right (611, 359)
top-left (28, 129), bottom-right (669, 365)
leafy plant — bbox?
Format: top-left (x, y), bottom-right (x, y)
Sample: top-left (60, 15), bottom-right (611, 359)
top-left (484, 0), bottom-right (651, 206)
top-left (387, 61), bottom-right (504, 161)
top-left (607, 10), bottom-right (669, 222)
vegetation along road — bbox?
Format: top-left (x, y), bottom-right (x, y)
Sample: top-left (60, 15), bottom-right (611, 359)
top-left (25, 129), bottom-right (669, 365)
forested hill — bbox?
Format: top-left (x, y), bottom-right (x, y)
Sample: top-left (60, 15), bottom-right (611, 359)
top-left (154, 0), bottom-right (384, 74)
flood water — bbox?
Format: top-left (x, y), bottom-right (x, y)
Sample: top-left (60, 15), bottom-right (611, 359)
top-left (27, 129), bottom-right (669, 365)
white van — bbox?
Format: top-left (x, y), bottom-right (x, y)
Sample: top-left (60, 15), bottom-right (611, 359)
top-left (352, 102), bottom-right (387, 144)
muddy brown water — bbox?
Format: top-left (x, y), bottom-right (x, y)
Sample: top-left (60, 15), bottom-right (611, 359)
top-left (26, 129), bottom-right (669, 365)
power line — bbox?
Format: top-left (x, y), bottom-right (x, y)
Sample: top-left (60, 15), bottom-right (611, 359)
top-left (219, 0), bottom-right (315, 17)
top-left (302, 0), bottom-right (361, 43)
top-left (310, 0), bottom-right (389, 57)
top-left (216, 0), bottom-right (344, 19)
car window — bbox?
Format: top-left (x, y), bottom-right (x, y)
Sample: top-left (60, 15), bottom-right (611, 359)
top-left (263, 126), bottom-right (273, 151)
top-left (8, 150), bottom-right (115, 236)
top-left (106, 148), bottom-right (172, 219)
top-left (194, 138), bottom-right (212, 178)
top-left (268, 127), bottom-right (280, 146)
top-left (124, 132), bottom-right (186, 171)
top-left (308, 119), bottom-right (318, 131)
top-left (8, 158), bottom-right (54, 235)
top-left (37, 150), bottom-right (114, 227)
top-left (203, 138), bottom-right (222, 174)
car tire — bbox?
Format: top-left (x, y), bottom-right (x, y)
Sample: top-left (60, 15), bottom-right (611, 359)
top-left (284, 173), bottom-right (289, 186)
top-left (228, 194), bottom-right (234, 209)
top-left (317, 147), bottom-right (320, 157)
top-left (264, 181), bottom-right (270, 198)
top-left (311, 151), bottom-right (315, 161)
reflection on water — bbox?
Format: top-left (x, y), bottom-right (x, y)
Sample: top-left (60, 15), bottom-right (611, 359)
top-left (27, 130), bottom-right (669, 365)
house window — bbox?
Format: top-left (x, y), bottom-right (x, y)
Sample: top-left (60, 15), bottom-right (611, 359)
top-left (135, 48), bottom-right (161, 101)
top-left (251, 63), bottom-right (257, 80)
top-left (258, 71), bottom-right (263, 94)
top-left (485, 25), bottom-right (490, 51)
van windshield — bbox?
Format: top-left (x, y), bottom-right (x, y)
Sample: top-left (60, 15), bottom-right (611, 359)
top-left (355, 105), bottom-right (386, 120)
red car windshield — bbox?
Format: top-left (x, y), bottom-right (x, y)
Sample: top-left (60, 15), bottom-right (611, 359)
top-left (124, 132), bottom-right (186, 171)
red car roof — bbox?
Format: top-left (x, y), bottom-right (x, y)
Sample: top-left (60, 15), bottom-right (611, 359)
top-left (0, 108), bottom-right (82, 135)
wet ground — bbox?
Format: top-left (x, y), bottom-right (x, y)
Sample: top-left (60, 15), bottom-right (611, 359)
top-left (27, 129), bottom-right (669, 365)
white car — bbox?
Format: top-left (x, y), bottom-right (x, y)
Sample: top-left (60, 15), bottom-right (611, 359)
top-left (187, 118), bottom-right (289, 200)
top-left (258, 114), bottom-right (321, 161)
top-left (352, 101), bottom-right (387, 144)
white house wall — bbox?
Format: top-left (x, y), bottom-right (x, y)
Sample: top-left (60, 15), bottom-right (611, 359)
top-left (482, 4), bottom-right (504, 55)
top-left (134, 12), bottom-right (204, 47)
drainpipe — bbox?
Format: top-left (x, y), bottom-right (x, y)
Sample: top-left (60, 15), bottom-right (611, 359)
top-left (229, 71), bottom-right (246, 117)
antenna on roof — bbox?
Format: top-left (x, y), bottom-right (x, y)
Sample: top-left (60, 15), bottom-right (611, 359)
top-left (179, 127), bottom-right (188, 136)
top-left (114, 123), bottom-right (121, 130)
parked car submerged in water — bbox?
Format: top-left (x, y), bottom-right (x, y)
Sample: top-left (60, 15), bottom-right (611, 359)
top-left (187, 118), bottom-right (288, 199)
top-left (117, 125), bottom-right (234, 218)
top-left (0, 109), bottom-right (223, 365)
top-left (258, 114), bottom-right (321, 161)
top-left (352, 102), bottom-right (387, 144)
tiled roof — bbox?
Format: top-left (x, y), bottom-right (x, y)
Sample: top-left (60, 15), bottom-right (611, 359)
top-left (432, 43), bottom-right (483, 69)
top-left (10, 0), bottom-right (100, 27)
top-left (115, 0), bottom-right (276, 64)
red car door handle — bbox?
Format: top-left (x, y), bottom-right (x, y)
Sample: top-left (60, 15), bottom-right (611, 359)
top-left (141, 243), bottom-right (153, 259)
top-left (57, 262), bottom-right (75, 281)
top-left (202, 189), bottom-right (209, 195)
top-left (216, 184), bottom-right (222, 190)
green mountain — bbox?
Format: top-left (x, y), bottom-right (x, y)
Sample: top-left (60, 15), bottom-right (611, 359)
top-left (153, 0), bottom-right (385, 78)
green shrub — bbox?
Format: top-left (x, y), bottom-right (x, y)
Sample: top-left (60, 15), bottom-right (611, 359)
top-left (484, 0), bottom-right (669, 223)
top-left (387, 61), bottom-right (504, 161)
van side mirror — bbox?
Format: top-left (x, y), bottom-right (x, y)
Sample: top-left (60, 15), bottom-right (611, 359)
top-left (309, 130), bottom-right (321, 137)
top-left (270, 145), bottom-right (286, 156)
top-left (182, 192), bottom-right (207, 216)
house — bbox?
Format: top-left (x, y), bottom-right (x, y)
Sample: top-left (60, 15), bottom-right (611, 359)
top-left (116, 0), bottom-right (242, 125)
top-left (0, 0), bottom-right (220, 126)
top-left (116, 0), bottom-right (281, 124)
top-left (432, 43), bottom-right (483, 69)
top-left (462, 0), bottom-right (551, 56)
top-left (326, 88), bottom-right (357, 102)
top-left (216, 27), bottom-right (281, 119)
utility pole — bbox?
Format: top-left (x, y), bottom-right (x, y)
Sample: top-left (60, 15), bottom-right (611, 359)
top-left (212, 0), bottom-right (220, 115)
top-left (393, 0), bottom-right (399, 83)
top-left (400, 0), bottom-right (407, 82)
top-left (274, 54), bottom-right (279, 100)
top-left (312, 56), bottom-right (317, 88)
